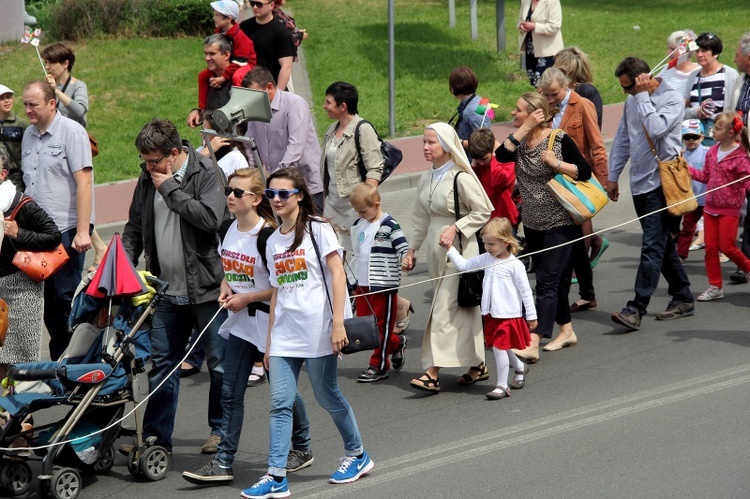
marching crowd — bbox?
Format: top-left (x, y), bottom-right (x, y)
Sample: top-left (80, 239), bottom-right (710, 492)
top-left (2, 0), bottom-right (750, 496)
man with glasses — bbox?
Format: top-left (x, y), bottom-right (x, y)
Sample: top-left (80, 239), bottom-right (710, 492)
top-left (241, 66), bottom-right (323, 212)
top-left (606, 56), bottom-right (694, 331)
top-left (122, 118), bottom-right (229, 456)
top-left (21, 80), bottom-right (93, 360)
top-left (0, 84), bottom-right (28, 190)
top-left (239, 0), bottom-right (295, 91)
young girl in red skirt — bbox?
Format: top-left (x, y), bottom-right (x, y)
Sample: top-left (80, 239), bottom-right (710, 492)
top-left (445, 217), bottom-right (538, 400)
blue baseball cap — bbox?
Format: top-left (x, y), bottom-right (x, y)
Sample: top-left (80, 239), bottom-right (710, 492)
top-left (682, 119), bottom-right (704, 136)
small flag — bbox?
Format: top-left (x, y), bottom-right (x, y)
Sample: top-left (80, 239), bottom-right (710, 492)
top-left (21, 26), bottom-right (42, 47)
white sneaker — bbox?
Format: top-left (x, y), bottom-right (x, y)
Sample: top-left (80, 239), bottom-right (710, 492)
top-left (689, 242), bottom-right (705, 251)
top-left (697, 285), bottom-right (724, 302)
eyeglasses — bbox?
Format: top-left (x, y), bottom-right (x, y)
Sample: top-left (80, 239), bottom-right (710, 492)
top-left (249, 1), bottom-right (270, 8)
top-left (683, 134), bottom-right (702, 141)
top-left (264, 188), bottom-right (300, 200)
top-left (225, 186), bottom-right (252, 198)
top-left (139, 152), bottom-right (169, 166)
top-left (620, 81), bottom-right (636, 91)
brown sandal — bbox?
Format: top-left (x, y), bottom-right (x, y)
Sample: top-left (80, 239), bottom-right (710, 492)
top-left (410, 372), bottom-right (440, 392)
top-left (457, 363), bottom-right (489, 385)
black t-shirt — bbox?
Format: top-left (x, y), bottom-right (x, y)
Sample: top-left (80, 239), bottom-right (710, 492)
top-left (239, 16), bottom-right (295, 83)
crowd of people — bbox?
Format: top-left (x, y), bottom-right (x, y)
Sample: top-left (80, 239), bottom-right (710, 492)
top-left (2, 0), bottom-right (750, 496)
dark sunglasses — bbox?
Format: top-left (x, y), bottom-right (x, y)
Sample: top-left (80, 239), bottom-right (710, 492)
top-left (249, 0), bottom-right (270, 7)
top-left (620, 82), bottom-right (636, 91)
top-left (224, 186), bottom-right (252, 198)
top-left (683, 134), bottom-right (702, 141)
top-left (264, 188), bottom-right (300, 200)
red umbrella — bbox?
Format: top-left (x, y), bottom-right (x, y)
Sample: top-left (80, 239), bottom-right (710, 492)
top-left (86, 233), bottom-right (147, 298)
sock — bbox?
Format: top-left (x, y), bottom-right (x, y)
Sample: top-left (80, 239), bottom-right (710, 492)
top-left (492, 347), bottom-right (510, 388)
top-left (507, 349), bottom-right (524, 381)
top-left (271, 474), bottom-right (285, 482)
top-left (251, 365), bottom-right (264, 376)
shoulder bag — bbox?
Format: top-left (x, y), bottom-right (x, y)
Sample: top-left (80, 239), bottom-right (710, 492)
top-left (308, 221), bottom-right (380, 354)
top-left (453, 171), bottom-right (483, 308)
top-left (641, 123), bottom-right (697, 216)
top-left (6, 197), bottom-right (69, 283)
top-left (57, 75), bottom-right (98, 157)
top-left (354, 120), bottom-right (403, 185)
top-left (545, 128), bottom-right (609, 224)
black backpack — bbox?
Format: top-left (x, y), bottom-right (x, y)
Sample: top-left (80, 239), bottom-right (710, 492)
top-left (354, 120), bottom-right (403, 185)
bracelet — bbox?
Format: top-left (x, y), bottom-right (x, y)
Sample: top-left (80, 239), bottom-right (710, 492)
top-left (508, 134), bottom-right (520, 146)
top-left (556, 160), bottom-right (562, 173)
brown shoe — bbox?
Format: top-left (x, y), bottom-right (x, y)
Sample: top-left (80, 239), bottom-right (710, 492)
top-left (512, 345), bottom-right (539, 363)
top-left (569, 299), bottom-right (597, 313)
top-left (201, 433), bottom-right (221, 454)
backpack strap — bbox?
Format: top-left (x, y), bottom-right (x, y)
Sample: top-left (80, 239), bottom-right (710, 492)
top-left (256, 225), bottom-right (275, 269)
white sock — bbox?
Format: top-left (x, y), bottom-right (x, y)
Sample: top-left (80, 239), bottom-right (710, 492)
top-left (251, 365), bottom-right (264, 376)
top-left (507, 350), bottom-right (524, 381)
top-left (493, 347), bottom-right (510, 389)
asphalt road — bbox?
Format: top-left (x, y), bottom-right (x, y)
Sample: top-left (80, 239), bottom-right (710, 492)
top-left (18, 163), bottom-right (750, 499)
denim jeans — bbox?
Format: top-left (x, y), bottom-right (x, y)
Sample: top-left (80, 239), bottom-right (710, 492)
top-left (44, 226), bottom-right (90, 360)
top-left (630, 188), bottom-right (692, 315)
top-left (267, 354), bottom-right (363, 477)
top-left (143, 299), bottom-right (227, 451)
top-left (215, 335), bottom-right (311, 468)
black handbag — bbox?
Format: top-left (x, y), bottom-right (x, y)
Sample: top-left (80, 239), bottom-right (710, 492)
top-left (308, 222), bottom-right (380, 354)
top-left (354, 120), bottom-right (403, 185)
top-left (453, 172), bottom-right (484, 308)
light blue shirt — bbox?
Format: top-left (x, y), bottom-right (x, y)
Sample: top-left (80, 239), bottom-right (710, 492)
top-left (683, 144), bottom-right (708, 206)
top-left (608, 83), bottom-right (685, 196)
top-left (552, 90), bottom-right (571, 129)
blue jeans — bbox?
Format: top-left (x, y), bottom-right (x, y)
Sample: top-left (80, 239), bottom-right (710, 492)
top-left (267, 355), bottom-right (363, 477)
top-left (143, 299), bottom-right (227, 451)
top-left (630, 188), bottom-right (693, 315)
top-left (45, 226), bottom-right (90, 360)
top-left (215, 335), bottom-right (311, 467)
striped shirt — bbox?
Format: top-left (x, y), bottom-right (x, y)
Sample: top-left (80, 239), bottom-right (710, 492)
top-left (736, 77), bottom-right (750, 126)
top-left (688, 68), bottom-right (727, 114)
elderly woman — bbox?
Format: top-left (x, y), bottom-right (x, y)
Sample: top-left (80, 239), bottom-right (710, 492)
top-left (402, 123), bottom-right (492, 392)
top-left (41, 43), bottom-right (88, 128)
top-left (518, 0), bottom-right (564, 86)
top-left (657, 30), bottom-right (700, 98)
top-left (0, 150), bottom-right (61, 379)
top-left (321, 81), bottom-right (383, 250)
top-left (494, 94), bottom-right (591, 362)
top-left (684, 32), bottom-right (741, 145)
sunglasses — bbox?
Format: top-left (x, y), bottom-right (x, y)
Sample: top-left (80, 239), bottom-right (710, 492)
top-left (683, 134), bottom-right (702, 141)
top-left (249, 0), bottom-right (270, 7)
top-left (620, 82), bottom-right (636, 91)
top-left (225, 186), bottom-right (252, 198)
top-left (139, 152), bottom-right (169, 166)
top-left (264, 188), bottom-right (300, 200)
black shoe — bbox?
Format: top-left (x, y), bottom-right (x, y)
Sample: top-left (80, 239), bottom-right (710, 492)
top-left (655, 300), bottom-right (695, 321)
top-left (730, 270), bottom-right (748, 284)
top-left (246, 371), bottom-right (267, 388)
top-left (611, 306), bottom-right (641, 330)
top-left (391, 335), bottom-right (408, 372)
top-left (182, 460), bottom-right (234, 485)
top-left (357, 367), bottom-right (388, 383)
top-left (286, 448), bottom-right (314, 472)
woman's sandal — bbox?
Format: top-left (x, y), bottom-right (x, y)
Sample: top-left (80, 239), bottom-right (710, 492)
top-left (409, 372), bottom-right (440, 392)
top-left (456, 363), bottom-right (490, 385)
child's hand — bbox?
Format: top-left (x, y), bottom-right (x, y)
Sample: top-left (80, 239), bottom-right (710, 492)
top-left (527, 320), bottom-right (538, 331)
top-left (209, 76), bottom-right (227, 88)
top-left (438, 238), bottom-right (451, 249)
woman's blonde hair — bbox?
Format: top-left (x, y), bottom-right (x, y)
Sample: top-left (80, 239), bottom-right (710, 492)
top-left (713, 112), bottom-right (750, 152)
top-left (553, 46), bottom-right (594, 84)
top-left (227, 168), bottom-right (277, 228)
top-left (480, 218), bottom-right (521, 255)
top-left (520, 93), bottom-right (558, 126)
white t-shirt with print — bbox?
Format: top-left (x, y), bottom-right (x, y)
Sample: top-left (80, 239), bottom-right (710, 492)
top-left (218, 218), bottom-right (272, 351)
top-left (353, 214), bottom-right (386, 287)
top-left (266, 221), bottom-right (351, 358)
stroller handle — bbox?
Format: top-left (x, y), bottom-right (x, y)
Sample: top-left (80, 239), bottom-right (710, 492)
top-left (144, 275), bottom-right (169, 296)
top-left (9, 366), bottom-right (62, 381)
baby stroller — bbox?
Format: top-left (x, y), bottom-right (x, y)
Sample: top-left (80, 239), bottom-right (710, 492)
top-left (0, 237), bottom-right (170, 499)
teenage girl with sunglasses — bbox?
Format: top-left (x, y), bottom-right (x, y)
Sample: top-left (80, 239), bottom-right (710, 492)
top-left (241, 168), bottom-right (373, 499)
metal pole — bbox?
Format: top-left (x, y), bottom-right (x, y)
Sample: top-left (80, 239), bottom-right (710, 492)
top-left (496, 0), bottom-right (506, 52)
top-left (470, 0), bottom-right (478, 40)
top-left (388, 0), bottom-right (396, 137)
top-left (448, 0), bottom-right (456, 28)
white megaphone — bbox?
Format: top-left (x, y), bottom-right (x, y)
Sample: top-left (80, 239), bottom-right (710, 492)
top-left (212, 86), bottom-right (273, 131)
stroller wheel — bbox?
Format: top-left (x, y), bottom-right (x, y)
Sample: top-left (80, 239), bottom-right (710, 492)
top-left (91, 445), bottom-right (116, 474)
top-left (126, 449), bottom-right (142, 479)
top-left (0, 461), bottom-right (32, 496)
top-left (139, 446), bottom-right (170, 481)
top-left (48, 467), bottom-right (81, 499)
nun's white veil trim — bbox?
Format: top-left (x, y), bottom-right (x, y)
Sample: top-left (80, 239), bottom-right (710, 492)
top-left (425, 122), bottom-right (493, 210)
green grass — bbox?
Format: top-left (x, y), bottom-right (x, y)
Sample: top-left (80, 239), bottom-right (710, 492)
top-left (1, 0), bottom-right (748, 183)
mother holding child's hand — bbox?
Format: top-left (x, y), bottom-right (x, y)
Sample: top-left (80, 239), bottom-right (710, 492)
top-left (402, 123), bottom-right (492, 393)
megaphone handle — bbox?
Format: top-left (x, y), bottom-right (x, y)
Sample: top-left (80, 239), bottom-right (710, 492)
top-left (245, 136), bottom-right (268, 186)
top-left (201, 130), bottom-right (226, 188)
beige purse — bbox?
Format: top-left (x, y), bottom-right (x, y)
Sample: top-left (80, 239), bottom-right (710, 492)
top-left (642, 124), bottom-right (697, 216)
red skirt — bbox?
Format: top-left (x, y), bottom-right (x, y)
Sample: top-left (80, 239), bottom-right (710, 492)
top-left (483, 316), bottom-right (531, 350)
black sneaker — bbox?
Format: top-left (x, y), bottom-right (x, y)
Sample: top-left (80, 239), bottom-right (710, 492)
top-left (611, 306), bottom-right (641, 330)
top-left (357, 367), bottom-right (388, 383)
top-left (729, 270), bottom-right (748, 284)
top-left (391, 335), bottom-right (408, 372)
top-left (655, 300), bottom-right (695, 321)
top-left (286, 448), bottom-right (314, 472)
top-left (182, 460), bottom-right (234, 485)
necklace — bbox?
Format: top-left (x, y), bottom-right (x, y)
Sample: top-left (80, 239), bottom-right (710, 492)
top-left (279, 224), bottom-right (295, 235)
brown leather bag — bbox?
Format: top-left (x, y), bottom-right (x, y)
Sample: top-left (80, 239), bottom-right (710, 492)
top-left (642, 124), bottom-right (697, 216)
top-left (0, 298), bottom-right (8, 347)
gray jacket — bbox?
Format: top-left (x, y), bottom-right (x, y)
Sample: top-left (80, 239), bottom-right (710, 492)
top-left (122, 141), bottom-right (228, 304)
top-left (683, 64), bottom-right (741, 119)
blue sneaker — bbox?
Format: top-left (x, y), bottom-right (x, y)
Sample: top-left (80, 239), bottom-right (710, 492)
top-left (328, 450), bottom-right (374, 484)
top-left (240, 475), bottom-right (290, 499)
